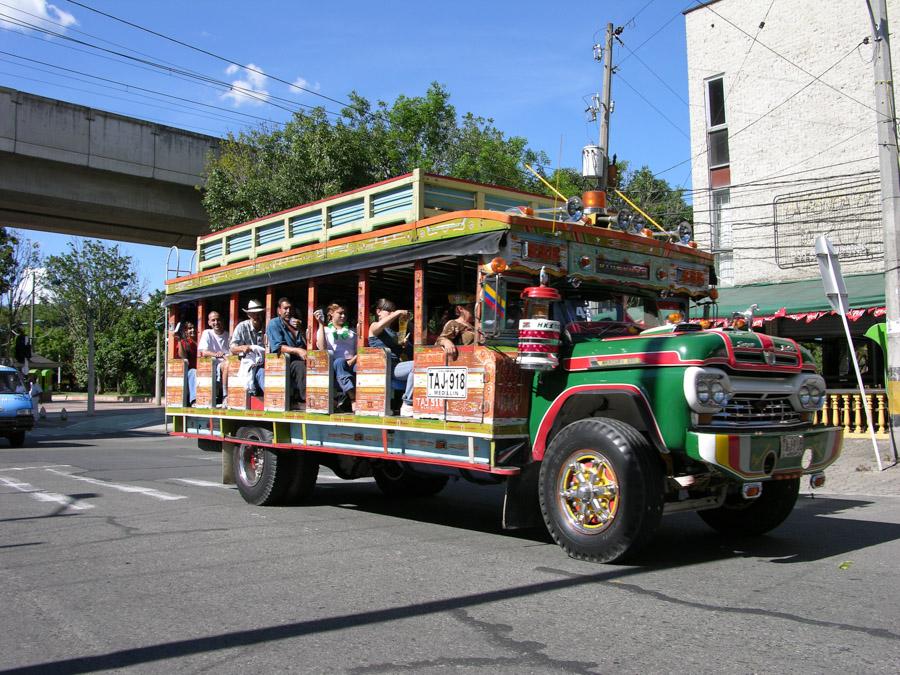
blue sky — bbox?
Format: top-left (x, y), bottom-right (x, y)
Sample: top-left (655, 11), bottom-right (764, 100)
top-left (2, 0), bottom-right (695, 292)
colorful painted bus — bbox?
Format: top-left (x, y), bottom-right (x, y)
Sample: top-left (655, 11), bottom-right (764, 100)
top-left (164, 169), bottom-right (842, 562)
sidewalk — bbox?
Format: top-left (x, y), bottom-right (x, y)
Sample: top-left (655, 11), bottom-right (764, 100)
top-left (15, 403), bottom-right (900, 496)
top-left (28, 400), bottom-right (164, 438)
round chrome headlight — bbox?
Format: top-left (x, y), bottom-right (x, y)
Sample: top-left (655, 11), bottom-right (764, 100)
top-left (798, 386), bottom-right (811, 407)
top-left (697, 381), bottom-right (711, 403)
top-left (711, 381), bottom-right (727, 404)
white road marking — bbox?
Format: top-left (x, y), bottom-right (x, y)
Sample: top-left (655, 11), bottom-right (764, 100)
top-left (0, 475), bottom-right (94, 511)
top-left (173, 479), bottom-right (234, 489)
top-left (0, 464), bottom-right (73, 471)
top-left (45, 469), bottom-right (187, 501)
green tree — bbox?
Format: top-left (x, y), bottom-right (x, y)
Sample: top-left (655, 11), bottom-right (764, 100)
top-left (202, 83), bottom-right (549, 229)
top-left (610, 165), bottom-right (693, 229)
top-left (0, 229), bottom-right (40, 361)
top-left (44, 240), bottom-right (140, 407)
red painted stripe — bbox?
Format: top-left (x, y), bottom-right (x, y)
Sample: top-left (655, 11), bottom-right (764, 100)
top-left (532, 384), bottom-right (664, 460)
top-left (728, 436), bottom-right (742, 473)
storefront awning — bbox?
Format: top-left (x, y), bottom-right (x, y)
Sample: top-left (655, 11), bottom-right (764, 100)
top-left (714, 272), bottom-right (885, 317)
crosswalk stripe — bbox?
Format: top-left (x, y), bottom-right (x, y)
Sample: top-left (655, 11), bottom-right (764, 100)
top-left (45, 469), bottom-right (187, 501)
top-left (0, 475), bottom-right (94, 511)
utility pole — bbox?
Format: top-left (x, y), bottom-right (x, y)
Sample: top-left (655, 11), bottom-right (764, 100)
top-left (598, 22), bottom-right (615, 192)
top-left (29, 270), bottom-right (35, 353)
top-left (869, 0), bottom-right (900, 454)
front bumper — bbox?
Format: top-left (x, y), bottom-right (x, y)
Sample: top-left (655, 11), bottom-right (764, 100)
top-left (685, 426), bottom-right (842, 480)
top-left (0, 417), bottom-right (34, 433)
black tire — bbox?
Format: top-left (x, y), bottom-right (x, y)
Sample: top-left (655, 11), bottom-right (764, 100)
top-left (373, 461), bottom-right (449, 498)
top-left (698, 478), bottom-right (800, 536)
top-left (539, 418), bottom-right (664, 563)
top-left (282, 451), bottom-right (319, 504)
top-left (7, 431), bottom-right (26, 448)
top-left (232, 426), bottom-right (292, 506)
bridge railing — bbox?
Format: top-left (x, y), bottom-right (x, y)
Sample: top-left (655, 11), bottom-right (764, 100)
top-left (195, 169), bottom-right (556, 271)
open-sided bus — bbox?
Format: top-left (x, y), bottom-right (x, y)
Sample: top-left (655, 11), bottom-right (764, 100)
top-left (164, 170), bottom-right (842, 562)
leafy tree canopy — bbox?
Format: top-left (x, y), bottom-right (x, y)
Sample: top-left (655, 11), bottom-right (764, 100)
top-left (202, 83), bottom-right (550, 229)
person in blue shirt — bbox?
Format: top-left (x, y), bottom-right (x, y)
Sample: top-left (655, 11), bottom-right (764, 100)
top-left (368, 297), bottom-right (414, 417)
top-left (266, 297), bottom-right (307, 410)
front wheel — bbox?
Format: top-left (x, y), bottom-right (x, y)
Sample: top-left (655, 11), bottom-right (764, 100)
top-left (539, 418), bottom-right (663, 563)
top-left (698, 478), bottom-right (800, 536)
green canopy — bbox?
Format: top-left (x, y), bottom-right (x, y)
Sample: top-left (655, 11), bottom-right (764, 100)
top-left (714, 272), bottom-right (885, 317)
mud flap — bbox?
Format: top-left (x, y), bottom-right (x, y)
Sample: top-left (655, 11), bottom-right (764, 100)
top-left (502, 461), bottom-right (542, 529)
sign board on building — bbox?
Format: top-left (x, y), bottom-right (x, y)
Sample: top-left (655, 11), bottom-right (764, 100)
top-left (773, 181), bottom-right (882, 268)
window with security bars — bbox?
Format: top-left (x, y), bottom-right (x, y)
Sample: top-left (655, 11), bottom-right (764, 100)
top-left (711, 188), bottom-right (733, 286)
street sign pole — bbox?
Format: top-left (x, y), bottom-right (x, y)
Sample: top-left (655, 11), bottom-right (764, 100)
top-left (816, 236), bottom-right (884, 470)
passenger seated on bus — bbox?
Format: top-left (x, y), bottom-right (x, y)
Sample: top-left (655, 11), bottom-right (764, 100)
top-left (229, 300), bottom-right (266, 396)
top-left (266, 297), bottom-right (307, 410)
top-left (177, 321), bottom-right (198, 405)
top-left (368, 297), bottom-right (414, 417)
top-left (435, 293), bottom-right (477, 359)
top-left (314, 302), bottom-right (357, 412)
top-left (198, 311), bottom-right (230, 401)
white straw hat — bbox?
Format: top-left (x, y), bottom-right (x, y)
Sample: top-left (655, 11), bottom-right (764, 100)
top-left (243, 300), bottom-right (265, 313)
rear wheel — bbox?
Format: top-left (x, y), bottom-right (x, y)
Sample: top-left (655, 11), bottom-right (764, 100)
top-left (232, 426), bottom-right (293, 506)
top-left (698, 478), bottom-right (800, 536)
top-left (7, 431), bottom-right (25, 448)
top-left (373, 461), bottom-right (448, 498)
top-left (539, 418), bottom-right (663, 563)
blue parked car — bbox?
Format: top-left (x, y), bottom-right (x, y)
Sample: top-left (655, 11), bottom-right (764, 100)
top-left (0, 365), bottom-right (34, 447)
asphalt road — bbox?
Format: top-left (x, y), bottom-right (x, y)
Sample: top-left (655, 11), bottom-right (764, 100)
top-left (1, 429), bottom-right (899, 674)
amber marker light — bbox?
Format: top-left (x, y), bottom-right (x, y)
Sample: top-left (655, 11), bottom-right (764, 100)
top-left (699, 319), bottom-right (711, 330)
top-left (490, 257), bottom-right (509, 273)
top-left (667, 312), bottom-right (683, 323)
top-left (709, 288), bottom-right (719, 300)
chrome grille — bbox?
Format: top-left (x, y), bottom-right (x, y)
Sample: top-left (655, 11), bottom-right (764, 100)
top-left (733, 350), bottom-right (800, 367)
top-left (710, 394), bottom-right (804, 427)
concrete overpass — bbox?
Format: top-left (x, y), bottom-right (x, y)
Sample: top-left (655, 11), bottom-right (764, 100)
top-left (0, 87), bottom-right (219, 248)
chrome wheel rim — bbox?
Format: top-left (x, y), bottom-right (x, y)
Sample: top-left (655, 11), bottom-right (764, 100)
top-left (556, 451), bottom-right (620, 534)
top-left (238, 443), bottom-right (264, 487)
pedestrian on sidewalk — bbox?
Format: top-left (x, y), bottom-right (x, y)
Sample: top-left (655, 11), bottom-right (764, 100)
top-left (29, 376), bottom-right (42, 413)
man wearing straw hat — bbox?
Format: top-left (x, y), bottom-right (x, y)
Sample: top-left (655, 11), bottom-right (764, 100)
top-left (229, 300), bottom-right (266, 395)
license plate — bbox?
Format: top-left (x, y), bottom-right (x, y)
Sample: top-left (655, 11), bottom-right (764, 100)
top-left (426, 367), bottom-right (468, 399)
top-left (781, 435), bottom-right (804, 458)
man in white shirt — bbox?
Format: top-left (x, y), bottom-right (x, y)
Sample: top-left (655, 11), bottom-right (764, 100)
top-left (198, 311), bottom-right (230, 400)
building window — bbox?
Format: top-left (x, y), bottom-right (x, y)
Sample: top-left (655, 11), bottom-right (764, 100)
top-left (711, 188), bottom-right (733, 286)
top-left (706, 76), bottom-right (730, 170)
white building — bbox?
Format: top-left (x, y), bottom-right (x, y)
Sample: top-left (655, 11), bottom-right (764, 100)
top-left (685, 0), bottom-right (895, 286)
top-left (684, 0), bottom-right (894, 387)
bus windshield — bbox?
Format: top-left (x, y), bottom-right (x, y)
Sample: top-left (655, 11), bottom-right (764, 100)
top-left (556, 292), bottom-right (662, 340)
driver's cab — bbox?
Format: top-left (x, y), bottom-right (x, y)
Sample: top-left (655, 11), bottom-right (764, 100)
top-left (480, 271), bottom-right (676, 350)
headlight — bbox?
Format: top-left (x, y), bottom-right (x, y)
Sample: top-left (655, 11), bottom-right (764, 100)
top-left (711, 381), bottom-right (728, 404)
top-left (697, 381), bottom-right (711, 403)
top-left (798, 386), bottom-right (810, 406)
top-left (16, 408), bottom-right (33, 417)
top-left (684, 367), bottom-right (733, 413)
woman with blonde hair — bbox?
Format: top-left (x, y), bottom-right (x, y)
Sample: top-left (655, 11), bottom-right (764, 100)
top-left (314, 302), bottom-right (357, 411)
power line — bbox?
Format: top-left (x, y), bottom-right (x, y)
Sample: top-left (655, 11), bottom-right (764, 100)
top-left (694, 0), bottom-right (887, 121)
top-left (0, 50), bottom-right (282, 127)
top-left (0, 13), bottom-right (332, 115)
top-left (62, 0), bottom-right (358, 112)
top-left (612, 71), bottom-right (690, 138)
top-left (617, 37), bottom-right (689, 106)
top-left (724, 0), bottom-right (776, 100)
top-left (616, 9), bottom-right (681, 66)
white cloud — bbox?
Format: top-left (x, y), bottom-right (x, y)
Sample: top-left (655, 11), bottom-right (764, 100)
top-left (291, 76), bottom-right (320, 93)
top-left (0, 0), bottom-right (77, 32)
top-left (221, 63), bottom-right (270, 107)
